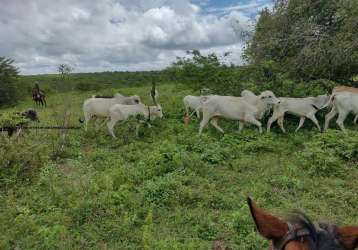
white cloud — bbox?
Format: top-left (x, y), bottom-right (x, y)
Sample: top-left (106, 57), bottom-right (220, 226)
top-left (0, 0), bottom-right (261, 74)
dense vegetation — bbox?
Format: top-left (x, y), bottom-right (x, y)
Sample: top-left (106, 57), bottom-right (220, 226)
top-left (0, 57), bottom-right (20, 106)
top-left (1, 0), bottom-right (358, 248)
top-left (245, 0), bottom-right (358, 81)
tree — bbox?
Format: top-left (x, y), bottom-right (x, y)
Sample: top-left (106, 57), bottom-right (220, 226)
top-left (58, 64), bottom-right (73, 80)
top-left (244, 0), bottom-right (358, 82)
top-left (0, 57), bottom-right (19, 106)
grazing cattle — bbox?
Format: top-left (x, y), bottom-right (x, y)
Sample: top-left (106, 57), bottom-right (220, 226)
top-left (183, 95), bottom-right (209, 119)
top-left (248, 198), bottom-right (358, 250)
top-left (107, 103), bottom-right (163, 138)
top-left (267, 95), bottom-right (330, 133)
top-left (82, 93), bottom-right (141, 130)
top-left (324, 91), bottom-right (358, 132)
top-left (332, 86), bottom-right (358, 123)
top-left (199, 91), bottom-right (279, 134)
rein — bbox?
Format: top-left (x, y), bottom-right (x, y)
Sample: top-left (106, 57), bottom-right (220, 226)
top-left (273, 223), bottom-right (316, 250)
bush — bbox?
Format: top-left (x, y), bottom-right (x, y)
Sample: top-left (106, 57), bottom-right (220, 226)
top-left (0, 57), bottom-right (19, 107)
top-left (0, 137), bottom-right (47, 188)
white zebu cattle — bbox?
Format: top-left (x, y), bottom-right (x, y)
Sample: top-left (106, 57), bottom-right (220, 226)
top-left (267, 95), bottom-right (330, 133)
top-left (240, 90), bottom-right (275, 130)
top-left (83, 94), bottom-right (141, 129)
top-left (183, 95), bottom-right (209, 118)
top-left (332, 86), bottom-right (358, 123)
top-left (324, 91), bottom-right (358, 132)
top-left (199, 91), bottom-right (279, 134)
top-left (107, 103), bottom-right (163, 138)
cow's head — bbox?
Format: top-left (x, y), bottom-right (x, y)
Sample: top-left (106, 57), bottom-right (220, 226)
top-left (259, 91), bottom-right (280, 105)
top-left (149, 104), bottom-right (163, 120)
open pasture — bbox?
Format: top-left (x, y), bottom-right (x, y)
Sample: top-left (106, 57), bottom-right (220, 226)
top-left (0, 83), bottom-right (357, 249)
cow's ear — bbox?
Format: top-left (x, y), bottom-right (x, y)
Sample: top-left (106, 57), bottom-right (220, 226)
top-left (336, 226), bottom-right (358, 250)
top-left (247, 198), bottom-right (288, 240)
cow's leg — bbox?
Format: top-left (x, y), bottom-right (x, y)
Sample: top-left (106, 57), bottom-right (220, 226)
top-left (184, 105), bottom-right (189, 116)
top-left (107, 117), bottom-right (119, 138)
top-left (246, 115), bottom-right (262, 133)
top-left (307, 113), bottom-right (322, 132)
top-left (84, 112), bottom-right (91, 131)
top-left (354, 115), bottom-right (358, 123)
top-left (43, 98), bottom-right (47, 107)
top-left (210, 117), bottom-right (224, 133)
top-left (199, 112), bottom-right (210, 135)
top-left (336, 110), bottom-right (349, 133)
top-left (238, 121), bottom-right (245, 132)
top-left (277, 115), bottom-right (287, 133)
top-left (267, 111), bottom-right (280, 132)
top-left (295, 117), bottom-right (306, 132)
top-left (195, 108), bottom-right (200, 119)
top-left (324, 107), bottom-right (337, 131)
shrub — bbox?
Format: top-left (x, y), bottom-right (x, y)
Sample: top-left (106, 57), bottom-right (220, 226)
top-left (0, 137), bottom-right (47, 188)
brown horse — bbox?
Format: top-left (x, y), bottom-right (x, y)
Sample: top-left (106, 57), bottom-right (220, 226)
top-left (248, 198), bottom-right (358, 250)
top-left (32, 84), bottom-right (46, 107)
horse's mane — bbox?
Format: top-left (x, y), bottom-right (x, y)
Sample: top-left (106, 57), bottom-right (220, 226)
top-left (287, 211), bottom-right (318, 242)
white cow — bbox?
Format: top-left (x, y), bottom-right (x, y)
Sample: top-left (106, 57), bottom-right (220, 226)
top-left (324, 91), bottom-right (358, 132)
top-left (332, 86), bottom-right (358, 123)
top-left (83, 94), bottom-right (141, 129)
top-left (267, 94), bottom-right (330, 133)
top-left (183, 95), bottom-right (209, 118)
top-left (199, 91), bottom-right (280, 134)
top-left (107, 103), bottom-right (163, 138)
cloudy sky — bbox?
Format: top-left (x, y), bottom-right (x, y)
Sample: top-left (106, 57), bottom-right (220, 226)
top-left (0, 0), bottom-right (273, 75)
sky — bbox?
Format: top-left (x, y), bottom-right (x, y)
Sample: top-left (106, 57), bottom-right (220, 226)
top-left (0, 0), bottom-right (273, 75)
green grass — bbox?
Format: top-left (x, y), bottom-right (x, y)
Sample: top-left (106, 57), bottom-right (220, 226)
top-left (0, 83), bottom-right (357, 249)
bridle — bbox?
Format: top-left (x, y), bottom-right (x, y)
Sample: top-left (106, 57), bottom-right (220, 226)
top-left (273, 222), bottom-right (316, 250)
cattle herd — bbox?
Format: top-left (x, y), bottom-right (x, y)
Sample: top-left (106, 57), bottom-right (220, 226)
top-left (81, 85), bottom-right (358, 138)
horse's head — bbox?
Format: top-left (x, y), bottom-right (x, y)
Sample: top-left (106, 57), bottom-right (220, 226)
top-left (248, 198), bottom-right (358, 250)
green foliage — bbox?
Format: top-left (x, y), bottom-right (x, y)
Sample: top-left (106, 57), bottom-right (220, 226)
top-left (0, 137), bottom-right (47, 189)
top-left (0, 57), bottom-right (19, 106)
top-left (0, 84), bottom-right (357, 249)
top-left (297, 130), bottom-right (358, 176)
top-left (245, 0), bottom-right (358, 81)
top-left (0, 111), bottom-right (28, 127)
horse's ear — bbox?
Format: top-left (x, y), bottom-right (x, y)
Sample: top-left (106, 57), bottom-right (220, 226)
top-left (336, 226), bottom-right (358, 250)
top-left (247, 198), bottom-right (288, 240)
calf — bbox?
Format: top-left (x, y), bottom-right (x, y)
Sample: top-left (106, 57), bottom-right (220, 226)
top-left (183, 95), bottom-right (209, 119)
top-left (107, 103), bottom-right (163, 138)
top-left (267, 94), bottom-right (330, 133)
top-left (82, 93), bottom-right (141, 130)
